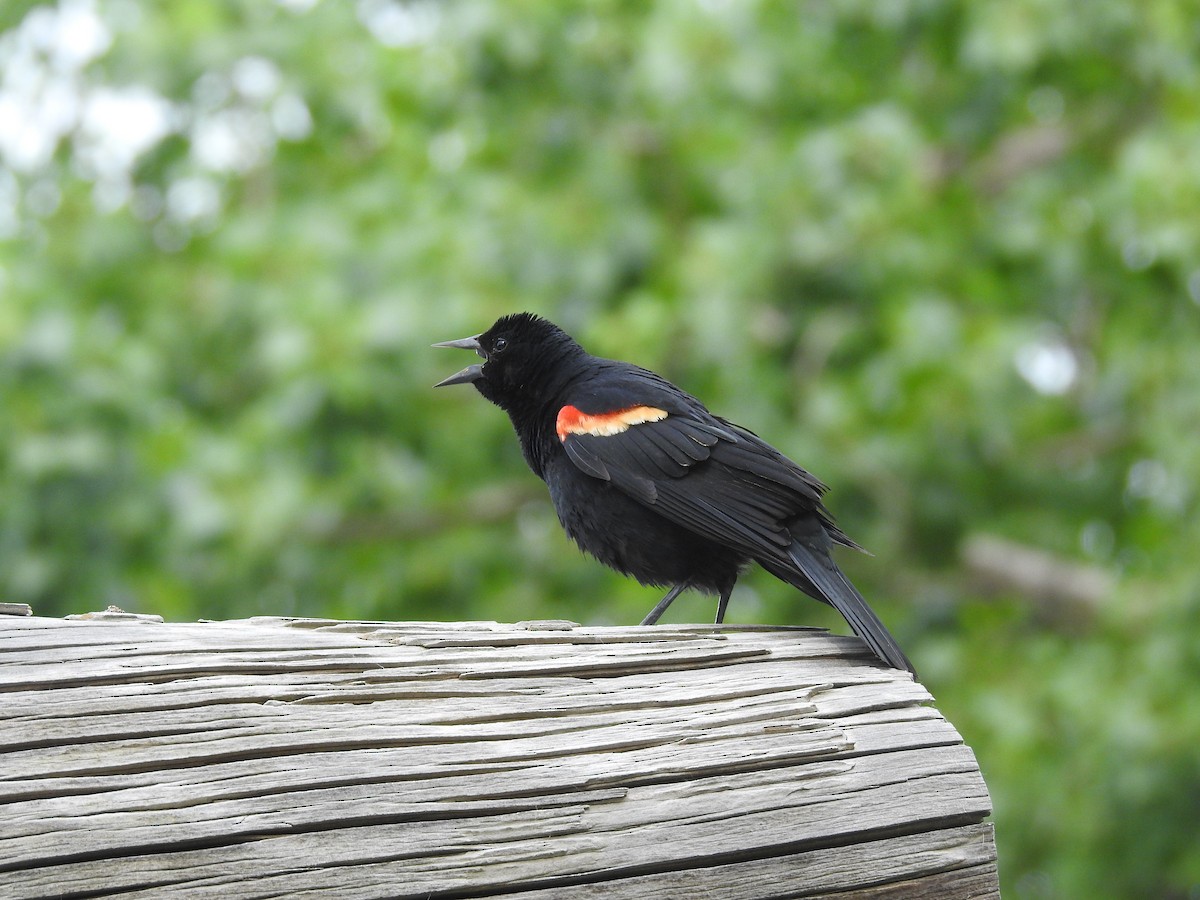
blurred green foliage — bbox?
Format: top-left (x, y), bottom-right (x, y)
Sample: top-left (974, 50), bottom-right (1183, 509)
top-left (2, 1), bottom-right (1198, 896)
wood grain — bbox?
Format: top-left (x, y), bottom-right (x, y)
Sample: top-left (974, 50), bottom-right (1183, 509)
top-left (0, 615), bottom-right (998, 899)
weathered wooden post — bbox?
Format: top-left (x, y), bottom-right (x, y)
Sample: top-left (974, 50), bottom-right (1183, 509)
top-left (1, 606), bottom-right (998, 899)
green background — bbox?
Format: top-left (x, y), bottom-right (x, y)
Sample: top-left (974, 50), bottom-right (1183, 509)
top-left (2, 1), bottom-right (1197, 896)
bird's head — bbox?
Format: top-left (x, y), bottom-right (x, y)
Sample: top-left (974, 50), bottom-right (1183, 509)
top-left (433, 312), bottom-right (584, 414)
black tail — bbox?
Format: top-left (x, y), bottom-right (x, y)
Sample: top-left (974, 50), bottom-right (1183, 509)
top-left (763, 534), bottom-right (916, 676)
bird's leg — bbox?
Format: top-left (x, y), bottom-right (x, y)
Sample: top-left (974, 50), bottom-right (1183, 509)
top-left (640, 583), bottom-right (688, 626)
top-left (714, 584), bottom-right (733, 624)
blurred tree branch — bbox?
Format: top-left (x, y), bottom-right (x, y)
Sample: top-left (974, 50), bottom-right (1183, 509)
top-left (962, 533), bottom-right (1113, 629)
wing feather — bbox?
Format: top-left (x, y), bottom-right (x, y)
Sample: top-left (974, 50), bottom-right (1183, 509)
top-left (562, 437), bottom-right (611, 481)
top-left (709, 439), bottom-right (826, 503)
top-left (638, 420), bottom-right (710, 468)
top-left (631, 439), bottom-right (679, 481)
top-left (653, 484), bottom-right (792, 551)
top-left (558, 401), bottom-right (821, 556)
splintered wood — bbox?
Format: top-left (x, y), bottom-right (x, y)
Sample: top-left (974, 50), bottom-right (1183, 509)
top-left (0, 616), bottom-right (999, 899)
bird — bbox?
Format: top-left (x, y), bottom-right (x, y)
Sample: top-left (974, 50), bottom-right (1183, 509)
top-left (433, 312), bottom-right (914, 674)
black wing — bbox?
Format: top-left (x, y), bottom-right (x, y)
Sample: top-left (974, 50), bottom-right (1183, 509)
top-left (558, 366), bottom-right (833, 557)
top-left (562, 406), bottom-right (830, 558)
top-left (558, 368), bottom-right (914, 673)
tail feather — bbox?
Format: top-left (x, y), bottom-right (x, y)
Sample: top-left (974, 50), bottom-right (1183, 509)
top-left (779, 540), bottom-right (916, 676)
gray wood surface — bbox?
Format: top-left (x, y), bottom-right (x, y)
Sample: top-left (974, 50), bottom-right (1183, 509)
top-left (0, 614), bottom-right (999, 899)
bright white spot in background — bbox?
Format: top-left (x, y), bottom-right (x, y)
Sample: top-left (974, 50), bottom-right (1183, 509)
top-left (271, 93), bottom-right (312, 140)
top-left (357, 0), bottom-right (439, 47)
top-left (232, 56), bottom-right (281, 101)
top-left (18, 7), bottom-right (58, 53)
top-left (428, 130), bottom-right (467, 172)
top-left (191, 109), bottom-right (273, 172)
top-left (0, 0), bottom-right (112, 170)
top-left (166, 176), bottom-right (220, 223)
top-left (43, 76), bottom-right (85, 135)
top-left (76, 85), bottom-right (175, 180)
top-left (0, 95), bottom-right (62, 171)
top-left (50, 0), bottom-right (112, 68)
top-left (1014, 336), bottom-right (1078, 395)
top-left (191, 114), bottom-right (243, 171)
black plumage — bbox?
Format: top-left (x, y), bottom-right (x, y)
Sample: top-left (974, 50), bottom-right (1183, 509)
top-left (434, 312), bottom-right (914, 674)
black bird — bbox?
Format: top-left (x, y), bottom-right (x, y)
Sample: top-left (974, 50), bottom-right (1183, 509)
top-left (434, 313), bottom-right (914, 674)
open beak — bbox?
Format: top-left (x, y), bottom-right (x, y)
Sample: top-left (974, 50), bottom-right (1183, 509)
top-left (432, 334), bottom-right (485, 387)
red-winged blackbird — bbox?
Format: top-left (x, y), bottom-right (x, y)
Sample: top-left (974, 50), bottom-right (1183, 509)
top-left (435, 312), bottom-right (914, 674)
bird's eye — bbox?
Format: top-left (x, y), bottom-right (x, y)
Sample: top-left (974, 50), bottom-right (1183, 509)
top-left (491, 337), bottom-right (509, 354)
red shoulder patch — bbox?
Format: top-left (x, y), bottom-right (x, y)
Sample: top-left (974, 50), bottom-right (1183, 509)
top-left (557, 405), bottom-right (668, 441)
